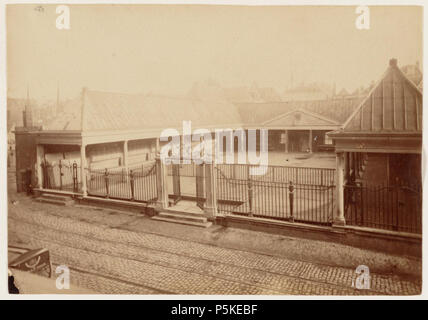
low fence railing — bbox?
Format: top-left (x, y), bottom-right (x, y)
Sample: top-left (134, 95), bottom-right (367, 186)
top-left (344, 183), bottom-right (422, 234)
top-left (86, 162), bottom-right (157, 203)
top-left (215, 164), bottom-right (335, 225)
top-left (216, 164), bottom-right (335, 185)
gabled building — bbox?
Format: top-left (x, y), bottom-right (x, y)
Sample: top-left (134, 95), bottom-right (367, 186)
top-left (329, 58), bottom-right (422, 231)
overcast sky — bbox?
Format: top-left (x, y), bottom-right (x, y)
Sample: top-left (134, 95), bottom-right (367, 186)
top-left (7, 4), bottom-right (423, 101)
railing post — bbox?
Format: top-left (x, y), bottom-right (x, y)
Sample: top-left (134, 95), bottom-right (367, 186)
top-left (247, 165), bottom-right (254, 216)
top-left (59, 159), bottom-right (63, 190)
top-left (248, 180), bottom-right (254, 217)
top-left (104, 168), bottom-right (110, 198)
top-left (155, 153), bottom-right (168, 210)
top-left (80, 144), bottom-right (87, 196)
top-left (130, 169), bottom-right (135, 201)
top-left (288, 181), bottom-right (294, 222)
top-left (73, 162), bottom-right (78, 193)
top-left (40, 162), bottom-right (46, 189)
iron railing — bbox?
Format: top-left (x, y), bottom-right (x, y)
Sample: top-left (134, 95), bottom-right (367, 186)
top-left (215, 164), bottom-right (335, 185)
top-left (86, 162), bottom-right (157, 203)
top-left (215, 164), bottom-right (335, 225)
top-left (344, 182), bottom-right (422, 234)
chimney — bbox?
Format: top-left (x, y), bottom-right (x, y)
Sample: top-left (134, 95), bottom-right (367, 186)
top-left (23, 85), bottom-right (33, 128)
top-left (389, 58), bottom-right (398, 67)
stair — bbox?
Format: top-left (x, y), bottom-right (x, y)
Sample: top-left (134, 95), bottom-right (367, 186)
top-left (152, 210), bottom-right (212, 228)
top-left (35, 193), bottom-right (75, 206)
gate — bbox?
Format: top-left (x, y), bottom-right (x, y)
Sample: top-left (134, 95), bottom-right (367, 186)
top-left (167, 159), bottom-right (206, 206)
top-left (41, 160), bottom-right (80, 192)
top-left (171, 164), bottom-right (182, 204)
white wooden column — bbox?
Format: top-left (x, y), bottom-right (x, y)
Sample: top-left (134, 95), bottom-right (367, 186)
top-left (156, 137), bottom-right (160, 153)
top-left (334, 152), bottom-right (345, 225)
top-left (344, 152), bottom-right (350, 184)
top-left (80, 144), bottom-right (87, 196)
top-left (309, 130), bottom-right (313, 153)
top-left (123, 140), bottom-right (129, 170)
top-left (36, 144), bottom-right (44, 189)
top-left (284, 130), bottom-right (289, 153)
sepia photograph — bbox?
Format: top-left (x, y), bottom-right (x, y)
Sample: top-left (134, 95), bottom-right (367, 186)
top-left (3, 3), bottom-right (424, 297)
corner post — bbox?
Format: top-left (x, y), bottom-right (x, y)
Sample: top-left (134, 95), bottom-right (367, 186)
top-left (155, 153), bottom-right (168, 210)
top-left (334, 151), bottom-right (345, 226)
top-left (204, 162), bottom-right (217, 219)
top-left (36, 144), bottom-right (44, 189)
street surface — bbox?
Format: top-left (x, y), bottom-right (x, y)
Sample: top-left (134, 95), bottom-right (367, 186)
top-left (7, 159), bottom-right (421, 295)
top-left (8, 195), bottom-right (421, 295)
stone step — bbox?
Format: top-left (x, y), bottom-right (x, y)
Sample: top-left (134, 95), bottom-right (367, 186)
top-left (152, 211), bottom-right (212, 228)
top-left (40, 193), bottom-right (73, 202)
top-left (162, 208), bottom-right (206, 218)
top-left (36, 198), bottom-right (74, 206)
top-left (152, 215), bottom-right (212, 228)
top-left (156, 211), bottom-right (208, 223)
top-left (36, 194), bottom-right (75, 206)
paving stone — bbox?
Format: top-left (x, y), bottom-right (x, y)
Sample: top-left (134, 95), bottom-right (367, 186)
top-left (8, 199), bottom-right (421, 295)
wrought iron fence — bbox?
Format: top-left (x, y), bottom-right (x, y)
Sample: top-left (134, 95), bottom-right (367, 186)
top-left (215, 164), bottom-right (335, 225)
top-left (344, 182), bottom-right (422, 234)
top-left (86, 162), bottom-right (157, 203)
top-left (215, 164), bottom-right (335, 185)
top-left (41, 161), bottom-right (80, 192)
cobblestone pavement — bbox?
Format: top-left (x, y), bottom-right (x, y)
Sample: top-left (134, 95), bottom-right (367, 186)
top-left (8, 194), bottom-right (421, 295)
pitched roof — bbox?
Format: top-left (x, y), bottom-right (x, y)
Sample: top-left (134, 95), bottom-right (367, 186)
top-left (235, 97), bottom-right (363, 126)
top-left (263, 109), bottom-right (340, 127)
top-left (44, 89), bottom-right (243, 132)
top-left (41, 87), bottom-right (364, 133)
top-left (343, 59), bottom-right (423, 133)
top-left (43, 97), bottom-right (82, 131)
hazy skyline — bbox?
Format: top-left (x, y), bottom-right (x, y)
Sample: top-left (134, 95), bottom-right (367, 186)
top-left (7, 5), bottom-right (423, 101)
